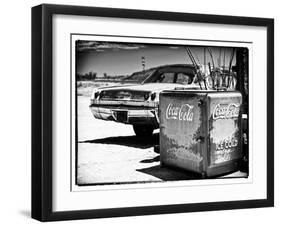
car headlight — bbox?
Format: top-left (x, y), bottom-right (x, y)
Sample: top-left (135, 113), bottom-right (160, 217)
top-left (94, 91), bottom-right (100, 99)
top-left (144, 93), bottom-right (150, 100)
top-left (90, 89), bottom-right (100, 105)
top-left (90, 88), bottom-right (98, 99)
top-left (151, 92), bottom-right (156, 101)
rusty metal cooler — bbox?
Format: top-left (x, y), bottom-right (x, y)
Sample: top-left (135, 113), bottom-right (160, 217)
top-left (159, 90), bottom-right (243, 177)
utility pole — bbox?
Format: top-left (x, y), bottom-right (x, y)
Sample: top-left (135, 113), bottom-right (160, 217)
top-left (141, 56), bottom-right (145, 71)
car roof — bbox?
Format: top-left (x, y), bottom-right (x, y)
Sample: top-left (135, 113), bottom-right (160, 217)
top-left (153, 64), bottom-right (197, 74)
top-left (142, 64), bottom-right (197, 84)
top-left (155, 64), bottom-right (195, 68)
top-left (153, 64), bottom-right (197, 73)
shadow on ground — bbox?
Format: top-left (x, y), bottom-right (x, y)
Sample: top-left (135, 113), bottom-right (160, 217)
top-left (79, 133), bottom-right (159, 149)
top-left (140, 155), bottom-right (160, 163)
top-left (136, 164), bottom-right (201, 181)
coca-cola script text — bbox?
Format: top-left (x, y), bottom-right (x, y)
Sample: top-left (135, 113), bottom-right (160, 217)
top-left (213, 103), bottom-right (240, 120)
top-left (166, 103), bottom-right (194, 121)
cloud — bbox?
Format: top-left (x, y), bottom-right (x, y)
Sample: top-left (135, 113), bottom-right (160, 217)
top-left (76, 41), bottom-right (146, 52)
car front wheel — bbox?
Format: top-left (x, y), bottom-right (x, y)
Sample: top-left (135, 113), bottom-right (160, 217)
top-left (133, 125), bottom-right (154, 137)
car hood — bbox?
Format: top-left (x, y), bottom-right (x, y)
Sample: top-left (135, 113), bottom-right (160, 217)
top-left (93, 83), bottom-right (201, 102)
top-left (98, 83), bottom-right (195, 92)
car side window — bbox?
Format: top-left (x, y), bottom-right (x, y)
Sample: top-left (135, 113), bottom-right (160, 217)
top-left (176, 73), bottom-right (193, 84)
top-left (156, 72), bottom-right (175, 83)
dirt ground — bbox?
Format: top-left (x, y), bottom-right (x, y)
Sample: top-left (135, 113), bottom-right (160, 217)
top-left (76, 93), bottom-right (246, 185)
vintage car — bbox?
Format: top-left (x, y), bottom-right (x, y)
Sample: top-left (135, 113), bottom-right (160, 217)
top-left (90, 64), bottom-right (200, 137)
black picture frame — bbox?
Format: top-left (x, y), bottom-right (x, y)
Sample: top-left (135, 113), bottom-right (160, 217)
top-left (32, 4), bottom-right (274, 221)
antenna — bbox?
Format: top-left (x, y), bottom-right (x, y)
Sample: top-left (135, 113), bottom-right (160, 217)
top-left (185, 47), bottom-right (207, 90)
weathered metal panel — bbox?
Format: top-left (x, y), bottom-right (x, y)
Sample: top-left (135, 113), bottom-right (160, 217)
top-left (160, 92), bottom-right (206, 172)
top-left (207, 92), bottom-right (242, 166)
top-left (159, 90), bottom-right (242, 177)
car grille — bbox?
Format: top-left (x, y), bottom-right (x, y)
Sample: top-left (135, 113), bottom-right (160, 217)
top-left (100, 90), bottom-right (149, 101)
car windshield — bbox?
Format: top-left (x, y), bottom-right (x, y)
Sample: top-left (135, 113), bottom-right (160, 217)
top-left (146, 70), bottom-right (195, 84)
top-left (122, 68), bottom-right (156, 83)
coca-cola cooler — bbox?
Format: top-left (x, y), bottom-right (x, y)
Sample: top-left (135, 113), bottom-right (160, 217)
top-left (159, 90), bottom-right (243, 177)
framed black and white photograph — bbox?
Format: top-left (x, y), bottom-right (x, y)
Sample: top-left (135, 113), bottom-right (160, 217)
top-left (32, 4), bottom-right (274, 221)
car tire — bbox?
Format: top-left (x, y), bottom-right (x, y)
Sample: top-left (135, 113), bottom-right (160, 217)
top-left (133, 125), bottom-right (154, 137)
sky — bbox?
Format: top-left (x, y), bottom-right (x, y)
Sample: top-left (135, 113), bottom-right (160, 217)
top-left (76, 40), bottom-right (239, 77)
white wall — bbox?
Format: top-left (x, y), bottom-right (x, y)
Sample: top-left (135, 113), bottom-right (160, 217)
top-left (0, 0), bottom-right (279, 225)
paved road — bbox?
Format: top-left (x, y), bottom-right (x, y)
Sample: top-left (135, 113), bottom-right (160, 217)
top-left (77, 95), bottom-right (246, 185)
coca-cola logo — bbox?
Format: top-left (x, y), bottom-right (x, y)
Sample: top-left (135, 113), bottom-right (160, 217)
top-left (166, 103), bottom-right (194, 121)
top-left (216, 136), bottom-right (238, 151)
top-left (213, 103), bottom-right (240, 120)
